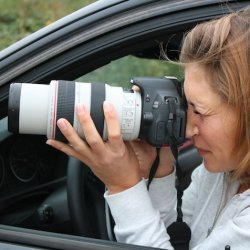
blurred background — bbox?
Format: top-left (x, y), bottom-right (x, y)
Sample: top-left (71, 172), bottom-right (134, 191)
top-left (0, 0), bottom-right (95, 50)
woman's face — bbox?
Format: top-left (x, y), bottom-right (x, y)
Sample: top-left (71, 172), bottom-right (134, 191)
top-left (184, 64), bottom-right (240, 173)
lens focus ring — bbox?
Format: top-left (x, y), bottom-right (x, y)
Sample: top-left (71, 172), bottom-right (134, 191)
top-left (55, 80), bottom-right (75, 142)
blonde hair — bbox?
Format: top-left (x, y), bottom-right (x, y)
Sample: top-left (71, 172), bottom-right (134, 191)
top-left (179, 6), bottom-right (250, 185)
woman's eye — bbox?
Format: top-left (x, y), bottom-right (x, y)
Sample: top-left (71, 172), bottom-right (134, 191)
top-left (194, 110), bottom-right (202, 116)
top-left (187, 105), bottom-right (204, 117)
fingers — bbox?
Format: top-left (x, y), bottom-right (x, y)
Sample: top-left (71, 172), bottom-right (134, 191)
top-left (132, 85), bottom-right (140, 92)
top-left (48, 102), bottom-right (124, 159)
top-left (46, 138), bottom-right (78, 158)
top-left (75, 102), bottom-right (124, 155)
top-left (103, 101), bottom-right (123, 151)
top-left (57, 119), bottom-right (81, 145)
top-left (48, 118), bottom-right (89, 157)
top-left (75, 104), bottom-right (105, 154)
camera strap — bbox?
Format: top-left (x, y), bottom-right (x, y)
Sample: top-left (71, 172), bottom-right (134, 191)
top-left (146, 140), bottom-right (187, 221)
top-left (147, 142), bottom-right (191, 249)
top-left (147, 97), bottom-right (191, 249)
top-left (167, 138), bottom-right (191, 250)
top-left (147, 148), bottom-right (160, 190)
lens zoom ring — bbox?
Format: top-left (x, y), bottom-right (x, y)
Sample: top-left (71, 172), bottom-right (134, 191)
top-left (91, 83), bottom-right (105, 137)
top-left (55, 80), bottom-right (75, 141)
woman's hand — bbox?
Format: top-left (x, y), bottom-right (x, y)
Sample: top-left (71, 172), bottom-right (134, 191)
top-left (128, 140), bottom-right (157, 178)
top-left (46, 101), bottom-right (141, 194)
top-left (129, 141), bottom-right (174, 179)
top-left (157, 146), bottom-right (174, 177)
top-left (129, 85), bottom-right (174, 179)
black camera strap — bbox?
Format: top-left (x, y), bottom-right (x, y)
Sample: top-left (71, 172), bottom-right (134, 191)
top-left (147, 148), bottom-right (160, 190)
top-left (147, 141), bottom-right (191, 250)
top-left (147, 98), bottom-right (191, 250)
top-left (169, 137), bottom-right (184, 222)
top-left (168, 138), bottom-right (191, 250)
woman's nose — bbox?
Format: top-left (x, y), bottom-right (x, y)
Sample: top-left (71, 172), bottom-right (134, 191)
top-left (185, 112), bottom-right (199, 139)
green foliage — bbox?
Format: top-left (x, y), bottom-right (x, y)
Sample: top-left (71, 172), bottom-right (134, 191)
top-left (0, 0), bottom-right (95, 50)
top-left (79, 55), bottom-right (184, 88)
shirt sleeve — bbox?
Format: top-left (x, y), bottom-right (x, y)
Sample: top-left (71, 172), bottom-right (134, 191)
top-left (104, 179), bottom-right (174, 249)
top-left (147, 170), bottom-right (177, 227)
top-left (182, 165), bottom-right (202, 226)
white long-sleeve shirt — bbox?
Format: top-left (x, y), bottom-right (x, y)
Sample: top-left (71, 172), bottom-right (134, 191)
top-left (105, 164), bottom-right (250, 249)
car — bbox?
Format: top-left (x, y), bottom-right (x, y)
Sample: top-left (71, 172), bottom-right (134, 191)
top-left (0, 0), bottom-right (249, 249)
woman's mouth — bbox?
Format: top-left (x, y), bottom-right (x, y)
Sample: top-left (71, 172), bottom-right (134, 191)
top-left (196, 147), bottom-right (210, 156)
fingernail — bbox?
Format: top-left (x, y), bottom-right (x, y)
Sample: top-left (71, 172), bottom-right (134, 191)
top-left (57, 119), bottom-right (67, 130)
top-left (46, 139), bottom-right (53, 146)
top-left (76, 104), bottom-right (85, 115)
top-left (103, 100), bottom-right (111, 111)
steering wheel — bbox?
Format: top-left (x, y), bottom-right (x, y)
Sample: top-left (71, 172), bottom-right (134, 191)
top-left (67, 157), bottom-right (111, 239)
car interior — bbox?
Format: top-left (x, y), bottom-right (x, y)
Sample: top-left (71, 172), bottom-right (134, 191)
top-left (3, 1), bottom-right (236, 247)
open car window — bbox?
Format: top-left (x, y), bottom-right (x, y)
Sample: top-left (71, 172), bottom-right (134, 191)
top-left (77, 55), bottom-right (184, 88)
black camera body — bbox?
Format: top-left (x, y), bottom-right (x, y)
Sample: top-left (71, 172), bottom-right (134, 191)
top-left (132, 77), bottom-right (186, 147)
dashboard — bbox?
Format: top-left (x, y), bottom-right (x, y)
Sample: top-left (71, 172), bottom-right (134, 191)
top-left (0, 118), bottom-right (68, 228)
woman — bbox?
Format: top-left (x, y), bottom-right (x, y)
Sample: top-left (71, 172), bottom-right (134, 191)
top-left (46, 5), bottom-right (250, 249)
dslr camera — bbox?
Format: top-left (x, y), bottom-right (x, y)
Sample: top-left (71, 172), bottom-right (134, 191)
top-left (8, 76), bottom-right (186, 147)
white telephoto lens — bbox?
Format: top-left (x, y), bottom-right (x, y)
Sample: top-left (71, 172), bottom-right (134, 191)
top-left (9, 81), bottom-right (142, 142)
